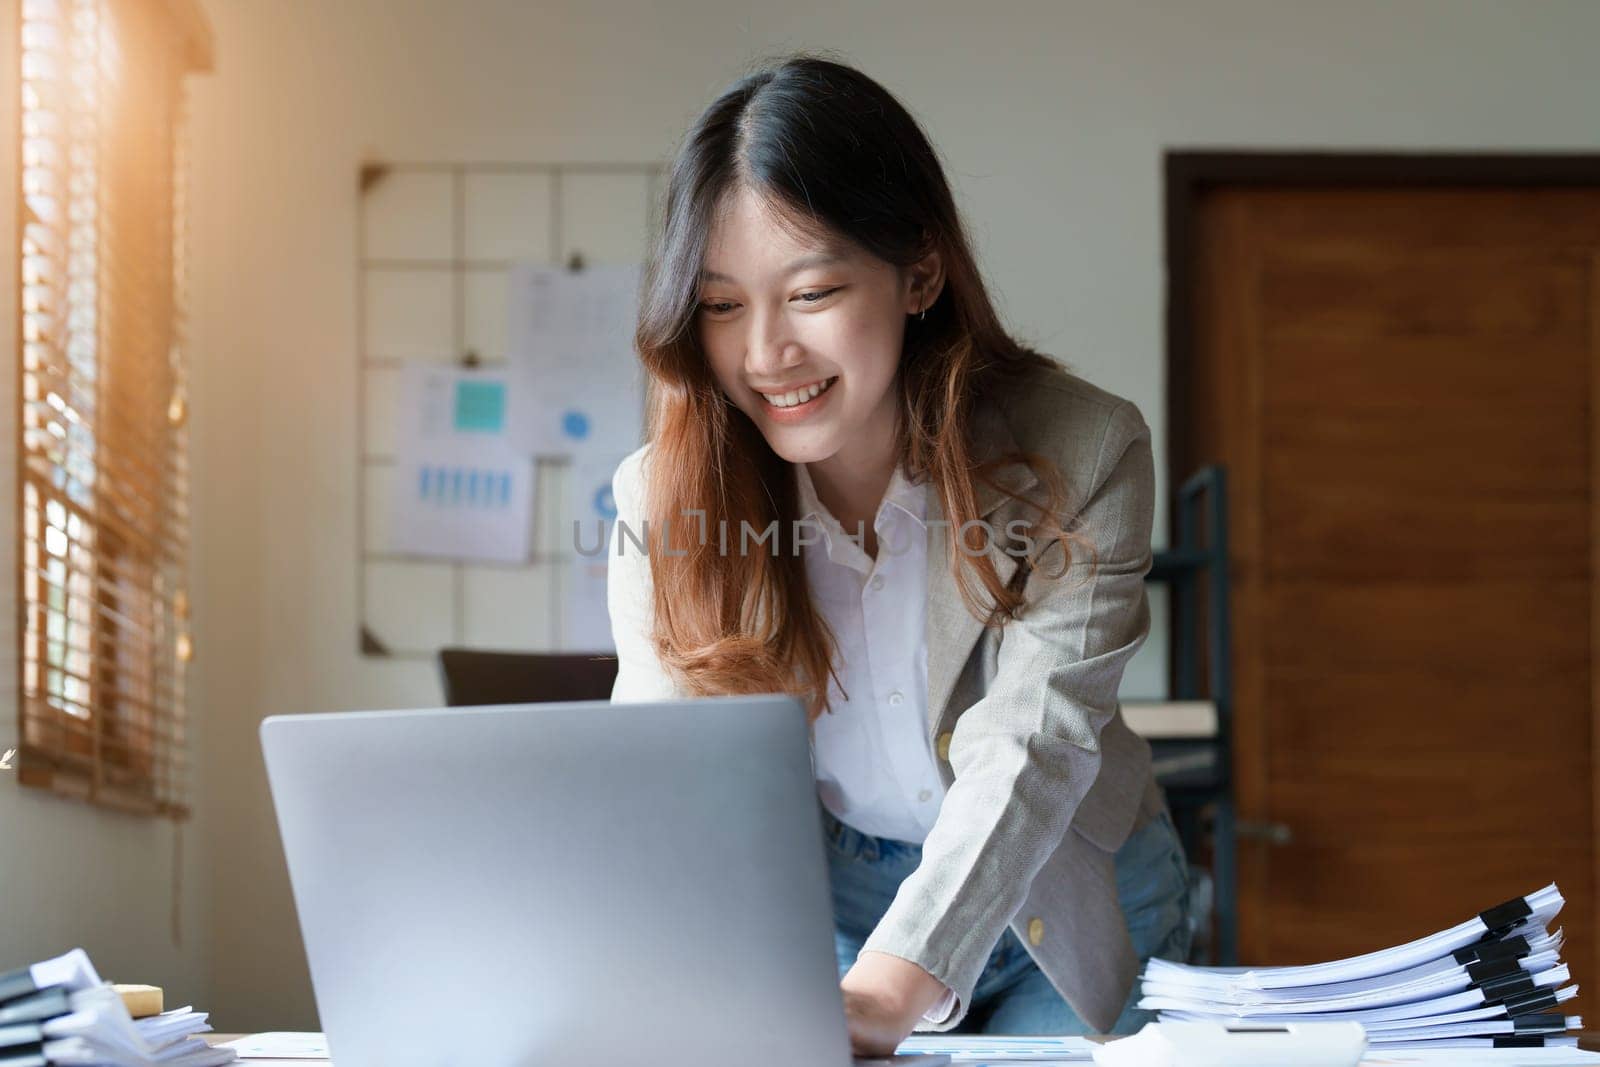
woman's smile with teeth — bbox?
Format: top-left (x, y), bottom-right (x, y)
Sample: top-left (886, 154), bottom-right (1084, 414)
top-left (759, 376), bottom-right (838, 408)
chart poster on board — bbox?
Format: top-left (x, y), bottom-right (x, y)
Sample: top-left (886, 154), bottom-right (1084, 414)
top-left (387, 364), bottom-right (535, 564)
top-left (505, 262), bottom-right (647, 457)
top-left (565, 449), bottom-right (630, 652)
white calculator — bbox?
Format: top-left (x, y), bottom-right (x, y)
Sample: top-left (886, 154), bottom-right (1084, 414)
top-left (1093, 1021), bottom-right (1367, 1067)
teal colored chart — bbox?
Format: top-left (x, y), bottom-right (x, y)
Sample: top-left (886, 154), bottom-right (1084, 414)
top-left (453, 380), bottom-right (507, 433)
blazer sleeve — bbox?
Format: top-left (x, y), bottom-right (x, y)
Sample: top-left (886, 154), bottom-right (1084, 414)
top-left (860, 398), bottom-right (1156, 1029)
top-left (607, 446), bottom-right (681, 702)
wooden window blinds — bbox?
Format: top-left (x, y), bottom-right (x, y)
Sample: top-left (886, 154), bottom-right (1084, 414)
top-left (16, 0), bottom-right (211, 816)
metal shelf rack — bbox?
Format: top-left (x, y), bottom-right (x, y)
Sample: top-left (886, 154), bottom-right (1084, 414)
top-left (1145, 465), bottom-right (1235, 965)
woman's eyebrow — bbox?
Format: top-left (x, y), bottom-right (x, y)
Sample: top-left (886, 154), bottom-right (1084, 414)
top-left (700, 251), bottom-right (848, 284)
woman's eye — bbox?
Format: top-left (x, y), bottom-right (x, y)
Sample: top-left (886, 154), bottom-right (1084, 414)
top-left (699, 289), bottom-right (839, 315)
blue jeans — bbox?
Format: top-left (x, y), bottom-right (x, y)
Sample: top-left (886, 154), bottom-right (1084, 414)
top-left (822, 804), bottom-right (1192, 1035)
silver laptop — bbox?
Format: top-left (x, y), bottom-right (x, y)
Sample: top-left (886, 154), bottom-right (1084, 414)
top-left (261, 695), bottom-right (949, 1067)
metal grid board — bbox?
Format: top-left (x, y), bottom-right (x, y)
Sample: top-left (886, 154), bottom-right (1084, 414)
top-left (355, 161), bottom-right (663, 660)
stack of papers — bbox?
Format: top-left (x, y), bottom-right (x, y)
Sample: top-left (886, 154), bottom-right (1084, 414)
top-left (0, 949), bottom-right (235, 1066)
top-left (1138, 884), bottom-right (1584, 1053)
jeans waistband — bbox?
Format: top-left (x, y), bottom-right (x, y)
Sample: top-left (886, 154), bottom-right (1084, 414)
top-left (821, 806), bottom-right (924, 864)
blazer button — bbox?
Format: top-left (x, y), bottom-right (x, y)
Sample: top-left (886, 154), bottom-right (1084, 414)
top-left (937, 732), bottom-right (953, 761)
top-left (1027, 918), bottom-right (1045, 946)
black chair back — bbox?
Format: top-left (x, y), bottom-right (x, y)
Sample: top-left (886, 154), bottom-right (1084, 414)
top-left (437, 649), bottom-right (619, 707)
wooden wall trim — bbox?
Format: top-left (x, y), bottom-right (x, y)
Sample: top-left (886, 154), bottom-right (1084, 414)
top-left (1591, 255), bottom-right (1600, 994)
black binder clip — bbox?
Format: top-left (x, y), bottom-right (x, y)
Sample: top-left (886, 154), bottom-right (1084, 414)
top-left (1454, 933), bottom-right (1531, 967)
top-left (1478, 970), bottom-right (1536, 1005)
top-left (568, 251), bottom-right (585, 273)
top-left (1466, 954), bottom-right (1524, 986)
top-left (1509, 1010), bottom-right (1565, 1033)
top-left (1504, 988), bottom-right (1561, 1018)
top-left (1478, 895), bottom-right (1534, 938)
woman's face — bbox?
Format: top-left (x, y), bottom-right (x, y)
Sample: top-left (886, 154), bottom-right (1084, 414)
top-left (697, 185), bottom-right (935, 468)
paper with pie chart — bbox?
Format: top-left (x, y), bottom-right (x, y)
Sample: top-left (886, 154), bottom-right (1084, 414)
top-left (565, 450), bottom-right (629, 652)
top-left (505, 262), bottom-right (646, 458)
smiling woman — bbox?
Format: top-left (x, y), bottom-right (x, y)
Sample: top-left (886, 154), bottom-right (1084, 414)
top-left (607, 52), bottom-right (1190, 1054)
top-left (696, 188), bottom-right (909, 483)
top-left (627, 60), bottom-right (1086, 720)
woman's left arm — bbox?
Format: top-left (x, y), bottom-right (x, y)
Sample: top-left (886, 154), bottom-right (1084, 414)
top-left (857, 397), bottom-right (1157, 1031)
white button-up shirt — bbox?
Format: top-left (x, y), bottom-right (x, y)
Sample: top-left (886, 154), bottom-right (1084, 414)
top-left (607, 452), bottom-right (947, 842)
top-left (795, 461), bottom-right (958, 1021)
top-left (795, 461), bottom-right (948, 845)
top-left (606, 448), bottom-right (957, 1023)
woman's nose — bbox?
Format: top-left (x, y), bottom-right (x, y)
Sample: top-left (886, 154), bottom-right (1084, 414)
top-left (745, 307), bottom-right (805, 378)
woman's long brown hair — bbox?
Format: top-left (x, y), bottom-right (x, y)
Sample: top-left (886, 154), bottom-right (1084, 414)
top-left (631, 53), bottom-right (1095, 721)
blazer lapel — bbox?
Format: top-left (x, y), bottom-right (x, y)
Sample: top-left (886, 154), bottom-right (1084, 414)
top-left (924, 400), bottom-right (1040, 731)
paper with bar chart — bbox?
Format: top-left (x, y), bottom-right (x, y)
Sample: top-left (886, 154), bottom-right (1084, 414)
top-left (387, 364), bottom-right (534, 564)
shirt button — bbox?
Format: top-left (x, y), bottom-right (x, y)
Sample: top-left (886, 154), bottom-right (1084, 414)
top-left (937, 732), bottom-right (953, 761)
top-left (887, 691), bottom-right (904, 706)
top-left (918, 789), bottom-right (933, 803)
top-left (869, 574), bottom-right (885, 591)
top-left (1028, 918), bottom-right (1045, 946)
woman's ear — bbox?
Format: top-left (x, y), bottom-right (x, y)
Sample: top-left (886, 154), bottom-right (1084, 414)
top-left (905, 248), bottom-right (946, 315)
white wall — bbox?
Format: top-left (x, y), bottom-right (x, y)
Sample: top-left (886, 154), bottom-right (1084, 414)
top-left (0, 0), bottom-right (211, 1005)
top-left (185, 0), bottom-right (1600, 1031)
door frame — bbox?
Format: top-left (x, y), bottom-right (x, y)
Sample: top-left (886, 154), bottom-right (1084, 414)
top-left (1164, 151), bottom-right (1600, 961)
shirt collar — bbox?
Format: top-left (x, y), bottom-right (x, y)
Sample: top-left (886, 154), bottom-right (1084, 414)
top-left (793, 461), bottom-right (928, 531)
top-left (881, 464), bottom-right (929, 528)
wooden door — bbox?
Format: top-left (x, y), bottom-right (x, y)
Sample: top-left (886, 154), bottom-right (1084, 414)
top-left (1179, 182), bottom-right (1600, 989)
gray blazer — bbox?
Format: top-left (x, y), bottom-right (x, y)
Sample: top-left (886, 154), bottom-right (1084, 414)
top-left (859, 363), bottom-right (1163, 1033)
top-left (606, 361), bottom-right (1162, 1033)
